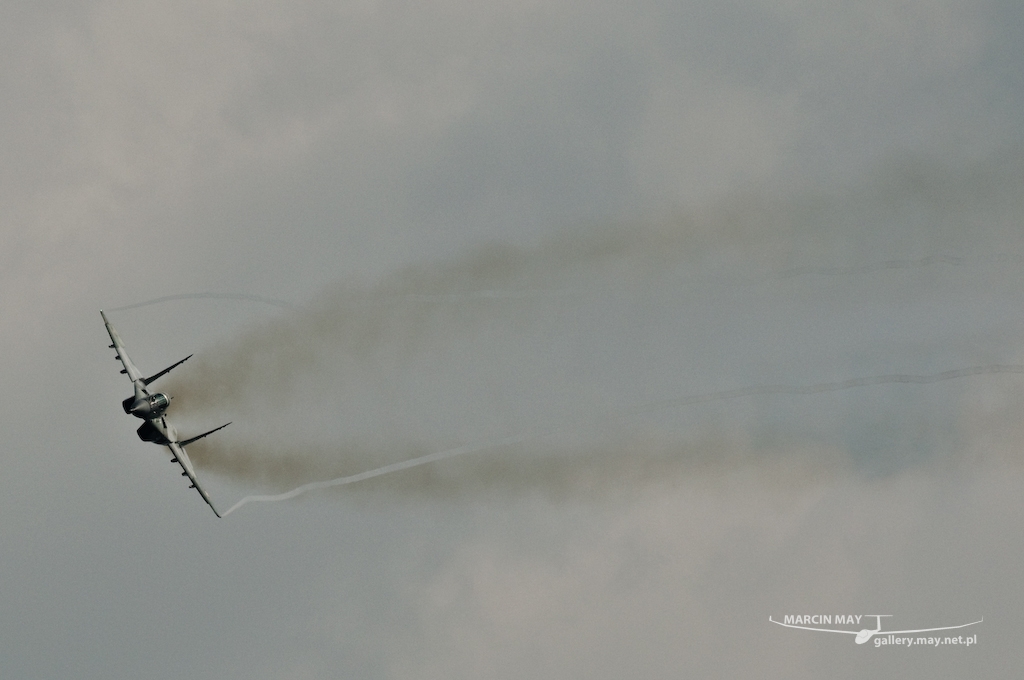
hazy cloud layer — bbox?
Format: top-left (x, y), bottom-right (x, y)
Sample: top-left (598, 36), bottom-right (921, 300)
top-left (2, 0), bottom-right (1024, 678)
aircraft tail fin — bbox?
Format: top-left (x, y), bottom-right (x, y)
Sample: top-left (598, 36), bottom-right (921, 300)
top-left (142, 354), bottom-right (193, 385)
top-left (178, 422), bottom-right (231, 447)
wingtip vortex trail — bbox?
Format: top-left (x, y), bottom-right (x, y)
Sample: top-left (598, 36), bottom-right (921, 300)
top-left (214, 363), bottom-right (1024, 515)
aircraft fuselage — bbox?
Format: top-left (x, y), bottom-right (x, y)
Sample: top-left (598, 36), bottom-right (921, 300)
top-left (102, 309), bottom-right (227, 516)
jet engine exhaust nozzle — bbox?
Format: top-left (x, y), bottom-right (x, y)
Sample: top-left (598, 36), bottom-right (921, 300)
top-left (128, 393), bottom-right (171, 419)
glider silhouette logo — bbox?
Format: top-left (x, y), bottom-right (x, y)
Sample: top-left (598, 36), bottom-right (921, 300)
top-left (769, 614), bottom-right (982, 646)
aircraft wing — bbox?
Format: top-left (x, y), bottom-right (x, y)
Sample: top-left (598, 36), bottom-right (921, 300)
top-left (101, 310), bottom-right (143, 383)
top-left (167, 441), bottom-right (221, 518)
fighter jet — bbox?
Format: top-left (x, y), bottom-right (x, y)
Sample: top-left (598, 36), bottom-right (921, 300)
top-left (101, 311), bottom-right (228, 517)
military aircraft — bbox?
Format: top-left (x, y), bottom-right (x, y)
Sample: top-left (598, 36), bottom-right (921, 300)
top-left (101, 311), bottom-right (228, 517)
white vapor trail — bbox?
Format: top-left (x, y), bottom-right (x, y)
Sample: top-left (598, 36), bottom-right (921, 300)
top-left (217, 363), bottom-right (1024, 516)
top-left (105, 252), bottom-right (1022, 316)
top-left (772, 253), bottom-right (1024, 279)
top-left (219, 432), bottom-right (540, 516)
top-left (107, 292), bottom-right (297, 312)
top-left (108, 289), bottom-right (573, 314)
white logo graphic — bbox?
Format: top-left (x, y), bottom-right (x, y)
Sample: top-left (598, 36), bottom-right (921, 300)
top-left (769, 614), bottom-right (982, 645)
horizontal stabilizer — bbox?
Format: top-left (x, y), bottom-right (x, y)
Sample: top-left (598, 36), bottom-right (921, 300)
top-left (178, 422), bottom-right (231, 447)
top-left (142, 354), bottom-right (193, 386)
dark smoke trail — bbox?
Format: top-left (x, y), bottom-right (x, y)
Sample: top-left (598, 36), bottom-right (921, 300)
top-left (161, 156), bottom-right (1024, 510)
top-left (211, 364), bottom-right (1024, 514)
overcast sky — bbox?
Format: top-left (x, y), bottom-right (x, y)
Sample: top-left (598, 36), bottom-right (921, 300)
top-left (3, 1), bottom-right (1024, 677)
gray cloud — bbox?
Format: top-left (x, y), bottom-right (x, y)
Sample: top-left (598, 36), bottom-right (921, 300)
top-left (3, 0), bottom-right (1024, 678)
